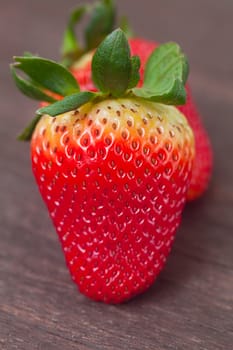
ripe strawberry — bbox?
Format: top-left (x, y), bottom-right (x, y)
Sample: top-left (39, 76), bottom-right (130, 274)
top-left (71, 37), bottom-right (212, 201)
top-left (12, 29), bottom-right (195, 303)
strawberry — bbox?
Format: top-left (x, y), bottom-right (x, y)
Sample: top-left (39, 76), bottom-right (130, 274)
top-left (11, 29), bottom-right (195, 303)
top-left (70, 37), bottom-right (212, 201)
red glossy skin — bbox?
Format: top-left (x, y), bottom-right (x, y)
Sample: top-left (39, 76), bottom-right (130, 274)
top-left (72, 38), bottom-right (213, 201)
top-left (31, 98), bottom-right (194, 303)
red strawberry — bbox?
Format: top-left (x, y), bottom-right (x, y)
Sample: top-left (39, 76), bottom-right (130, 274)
top-left (71, 37), bottom-right (212, 201)
top-left (32, 99), bottom-right (194, 303)
top-left (12, 30), bottom-right (194, 303)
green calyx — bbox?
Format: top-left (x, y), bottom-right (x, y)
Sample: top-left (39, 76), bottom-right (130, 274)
top-left (133, 42), bottom-right (189, 105)
top-left (92, 29), bottom-right (136, 96)
top-left (11, 28), bottom-right (189, 141)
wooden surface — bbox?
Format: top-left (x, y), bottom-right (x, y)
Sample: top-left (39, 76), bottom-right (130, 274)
top-left (1, 1), bottom-right (233, 349)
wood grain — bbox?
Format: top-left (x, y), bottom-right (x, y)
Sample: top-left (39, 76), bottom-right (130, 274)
top-left (1, 1), bottom-right (233, 349)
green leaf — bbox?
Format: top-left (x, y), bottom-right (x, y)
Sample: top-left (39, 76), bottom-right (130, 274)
top-left (13, 56), bottom-right (80, 97)
top-left (85, 0), bottom-right (115, 50)
top-left (18, 114), bottom-right (42, 141)
top-left (133, 42), bottom-right (189, 105)
top-left (133, 79), bottom-right (187, 105)
top-left (11, 65), bottom-right (56, 103)
top-left (92, 28), bottom-right (131, 96)
top-left (119, 16), bottom-right (134, 38)
top-left (144, 42), bottom-right (189, 87)
top-left (37, 91), bottom-right (96, 117)
top-left (128, 55), bottom-right (141, 89)
top-left (61, 6), bottom-right (87, 66)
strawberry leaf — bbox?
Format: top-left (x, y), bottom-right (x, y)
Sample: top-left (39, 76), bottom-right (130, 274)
top-left (61, 6), bottom-right (87, 67)
top-left (144, 42), bottom-right (189, 87)
top-left (92, 28), bottom-right (131, 97)
top-left (13, 57), bottom-right (80, 96)
top-left (11, 65), bottom-right (56, 103)
top-left (133, 79), bottom-right (187, 105)
top-left (85, 0), bottom-right (115, 51)
top-left (133, 42), bottom-right (189, 105)
top-left (37, 91), bottom-right (96, 117)
top-left (128, 55), bottom-right (141, 89)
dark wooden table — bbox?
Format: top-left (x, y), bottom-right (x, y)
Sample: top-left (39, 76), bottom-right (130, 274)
top-left (1, 1), bottom-right (233, 349)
